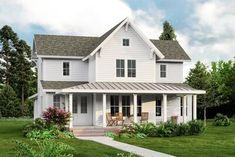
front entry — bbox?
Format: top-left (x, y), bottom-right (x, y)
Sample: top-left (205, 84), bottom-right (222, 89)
top-left (73, 94), bottom-right (93, 126)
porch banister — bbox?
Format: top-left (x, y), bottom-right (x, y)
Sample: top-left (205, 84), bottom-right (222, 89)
top-left (102, 94), bottom-right (107, 127)
top-left (133, 94), bottom-right (138, 123)
top-left (69, 94), bottom-right (73, 129)
top-left (163, 94), bottom-right (167, 122)
top-left (183, 95), bottom-right (187, 123)
top-left (193, 95), bottom-right (197, 120)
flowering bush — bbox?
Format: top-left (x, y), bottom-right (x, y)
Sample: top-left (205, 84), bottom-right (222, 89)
top-left (42, 107), bottom-right (70, 129)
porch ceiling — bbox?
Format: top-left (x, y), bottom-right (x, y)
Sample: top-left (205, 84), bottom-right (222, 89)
top-left (57, 82), bottom-right (205, 94)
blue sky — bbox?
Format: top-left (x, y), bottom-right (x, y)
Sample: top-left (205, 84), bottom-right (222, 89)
top-left (0, 0), bottom-right (234, 78)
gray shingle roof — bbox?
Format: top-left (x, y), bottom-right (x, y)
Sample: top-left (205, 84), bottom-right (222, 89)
top-left (33, 18), bottom-right (190, 60)
top-left (41, 81), bottom-right (87, 89)
top-left (151, 40), bottom-right (191, 60)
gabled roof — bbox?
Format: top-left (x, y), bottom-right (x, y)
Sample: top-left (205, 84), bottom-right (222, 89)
top-left (33, 18), bottom-right (190, 61)
top-left (151, 40), bottom-right (190, 60)
top-left (57, 82), bottom-right (205, 94)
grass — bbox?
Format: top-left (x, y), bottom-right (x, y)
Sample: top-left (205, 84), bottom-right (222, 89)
top-left (117, 121), bottom-right (235, 157)
top-left (0, 118), bottom-right (125, 157)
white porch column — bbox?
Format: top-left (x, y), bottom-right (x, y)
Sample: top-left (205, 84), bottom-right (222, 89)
top-left (133, 94), bottom-right (138, 123)
top-left (102, 94), bottom-right (107, 127)
top-left (69, 94), bottom-right (73, 129)
top-left (183, 95), bottom-right (187, 123)
top-left (193, 95), bottom-right (197, 120)
top-left (163, 94), bottom-right (167, 122)
top-left (65, 94), bottom-right (69, 112)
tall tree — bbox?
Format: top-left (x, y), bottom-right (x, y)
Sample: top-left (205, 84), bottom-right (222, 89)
top-left (0, 25), bottom-right (18, 84)
top-left (159, 21), bottom-right (177, 40)
top-left (0, 25), bottom-right (34, 115)
top-left (185, 61), bottom-right (211, 125)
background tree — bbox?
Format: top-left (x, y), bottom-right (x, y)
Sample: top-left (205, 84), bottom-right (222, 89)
top-left (185, 61), bottom-right (211, 125)
top-left (159, 21), bottom-right (177, 40)
top-left (0, 85), bottom-right (20, 117)
top-left (0, 25), bottom-right (36, 116)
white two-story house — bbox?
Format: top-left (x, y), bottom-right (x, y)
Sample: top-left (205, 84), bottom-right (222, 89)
top-left (31, 18), bottom-right (205, 128)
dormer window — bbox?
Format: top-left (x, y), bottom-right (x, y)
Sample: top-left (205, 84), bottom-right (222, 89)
top-left (123, 39), bottom-right (129, 46)
top-left (63, 62), bottom-right (70, 76)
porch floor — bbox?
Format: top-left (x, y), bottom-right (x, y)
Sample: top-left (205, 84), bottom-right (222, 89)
top-left (72, 126), bottom-right (122, 136)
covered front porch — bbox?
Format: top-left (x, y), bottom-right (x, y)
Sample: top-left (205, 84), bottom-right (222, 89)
top-left (56, 82), bottom-right (205, 129)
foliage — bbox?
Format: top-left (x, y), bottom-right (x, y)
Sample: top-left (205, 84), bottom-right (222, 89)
top-left (188, 120), bottom-right (205, 135)
top-left (15, 140), bottom-right (74, 157)
top-left (0, 25), bottom-right (36, 117)
top-left (105, 131), bottom-right (117, 138)
top-left (159, 21), bottom-right (177, 40)
top-left (22, 118), bottom-right (46, 136)
top-left (42, 107), bottom-right (70, 129)
top-left (213, 113), bottom-right (231, 126)
top-left (0, 85), bottom-right (20, 117)
top-left (119, 121), bottom-right (205, 138)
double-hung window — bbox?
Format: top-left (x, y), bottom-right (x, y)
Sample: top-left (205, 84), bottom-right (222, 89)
top-left (160, 64), bottom-right (166, 78)
top-left (156, 98), bottom-right (161, 116)
top-left (73, 95), bottom-right (78, 113)
top-left (128, 60), bottom-right (136, 77)
top-left (63, 62), bottom-right (70, 76)
top-left (116, 59), bottom-right (125, 77)
top-left (122, 96), bottom-right (130, 117)
top-left (81, 96), bottom-right (87, 113)
top-left (110, 95), bottom-right (119, 116)
top-left (137, 96), bottom-right (142, 116)
top-left (53, 95), bottom-right (60, 108)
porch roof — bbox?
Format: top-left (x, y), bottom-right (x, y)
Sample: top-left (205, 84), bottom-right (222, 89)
top-left (57, 82), bottom-right (205, 94)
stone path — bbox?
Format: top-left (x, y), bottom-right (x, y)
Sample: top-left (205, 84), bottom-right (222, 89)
top-left (78, 136), bottom-right (175, 157)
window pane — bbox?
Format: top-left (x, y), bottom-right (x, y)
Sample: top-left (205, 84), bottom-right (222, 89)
top-left (63, 62), bottom-right (70, 76)
top-left (137, 96), bottom-right (142, 116)
top-left (122, 96), bottom-right (130, 116)
top-left (81, 96), bottom-right (87, 113)
top-left (132, 60), bottom-right (136, 68)
top-left (121, 60), bottom-right (124, 68)
top-left (156, 99), bottom-right (161, 116)
top-left (110, 95), bottom-right (119, 116)
top-left (180, 97), bottom-right (183, 116)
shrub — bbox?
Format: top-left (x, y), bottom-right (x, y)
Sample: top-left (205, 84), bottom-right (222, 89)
top-left (188, 120), bottom-right (205, 135)
top-left (15, 140), bottom-right (74, 157)
top-left (213, 113), bottom-right (231, 126)
top-left (42, 107), bottom-right (70, 129)
top-left (175, 123), bottom-right (190, 136)
top-left (105, 131), bottom-right (117, 138)
top-left (155, 121), bottom-right (177, 137)
top-left (133, 122), bottom-right (156, 135)
top-left (22, 118), bottom-right (46, 136)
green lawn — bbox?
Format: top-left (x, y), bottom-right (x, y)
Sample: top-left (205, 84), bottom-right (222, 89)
top-left (0, 119), bottom-right (124, 157)
top-left (117, 121), bottom-right (235, 157)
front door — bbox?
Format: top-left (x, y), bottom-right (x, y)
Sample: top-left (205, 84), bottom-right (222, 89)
top-left (73, 94), bottom-right (93, 126)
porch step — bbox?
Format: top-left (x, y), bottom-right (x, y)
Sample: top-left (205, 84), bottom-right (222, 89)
top-left (73, 127), bottom-right (121, 137)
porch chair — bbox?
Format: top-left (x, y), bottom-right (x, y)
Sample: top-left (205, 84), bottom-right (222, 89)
top-left (106, 113), bottom-right (117, 126)
top-left (115, 112), bottom-right (124, 126)
top-left (140, 112), bottom-right (149, 123)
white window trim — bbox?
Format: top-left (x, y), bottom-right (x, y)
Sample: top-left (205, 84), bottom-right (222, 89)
top-left (122, 38), bottom-right (130, 46)
top-left (116, 59), bottom-right (125, 77)
top-left (127, 59), bottom-right (136, 78)
top-left (160, 64), bottom-right (167, 78)
top-left (62, 61), bottom-right (71, 77)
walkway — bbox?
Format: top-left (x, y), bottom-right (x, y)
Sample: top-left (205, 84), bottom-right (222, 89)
top-left (78, 136), bottom-right (175, 157)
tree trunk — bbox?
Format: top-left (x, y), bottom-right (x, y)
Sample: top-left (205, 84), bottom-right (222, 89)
top-left (203, 107), bottom-right (207, 126)
top-left (21, 86), bottom-right (24, 116)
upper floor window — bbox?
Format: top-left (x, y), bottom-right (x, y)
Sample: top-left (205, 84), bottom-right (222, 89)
top-left (116, 59), bottom-right (125, 77)
top-left (63, 62), bottom-right (70, 76)
top-left (128, 60), bottom-right (136, 77)
top-left (123, 39), bottom-right (129, 46)
top-left (160, 64), bottom-right (166, 78)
